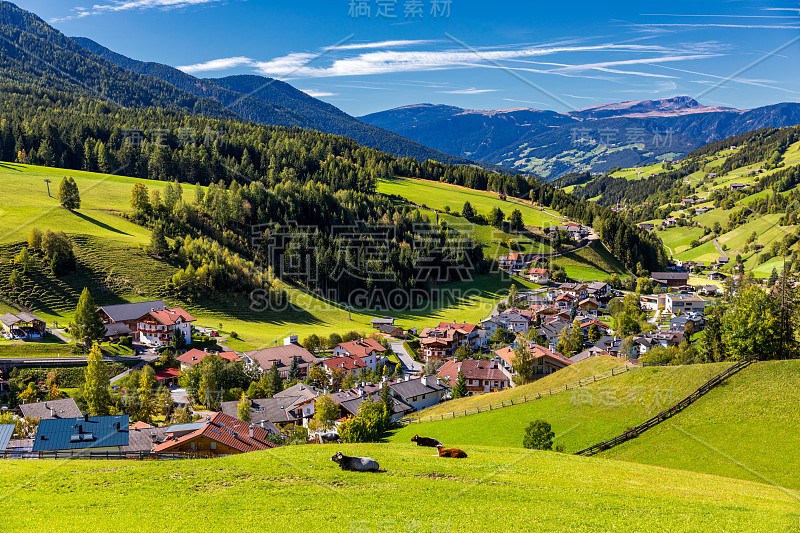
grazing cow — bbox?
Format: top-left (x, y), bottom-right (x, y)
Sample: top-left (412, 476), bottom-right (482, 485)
top-left (320, 432), bottom-right (342, 444)
top-left (330, 451), bottom-right (380, 472)
top-left (436, 445), bottom-right (467, 458)
top-left (411, 435), bottom-right (442, 448)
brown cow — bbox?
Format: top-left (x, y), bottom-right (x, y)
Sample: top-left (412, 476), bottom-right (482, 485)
top-left (436, 445), bottom-right (467, 458)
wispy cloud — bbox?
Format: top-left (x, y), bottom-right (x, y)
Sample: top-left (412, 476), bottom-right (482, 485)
top-left (50, 0), bottom-right (229, 22)
top-left (635, 23), bottom-right (800, 30)
top-left (563, 94), bottom-right (601, 101)
top-left (323, 40), bottom-right (437, 51)
top-left (503, 98), bottom-right (547, 106)
top-left (440, 88), bottom-right (497, 94)
top-left (301, 89), bottom-right (337, 97)
top-left (177, 56), bottom-right (253, 74)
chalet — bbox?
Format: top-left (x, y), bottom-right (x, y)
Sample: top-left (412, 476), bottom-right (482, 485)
top-left (537, 320), bottom-right (570, 346)
top-left (243, 341), bottom-right (321, 379)
top-left (708, 271), bottom-right (727, 281)
top-left (680, 198), bottom-right (696, 207)
top-left (337, 388), bottom-right (414, 422)
top-left (389, 375), bottom-right (449, 411)
top-left (498, 252), bottom-right (531, 272)
top-left (97, 300), bottom-right (168, 337)
top-left (698, 285), bottom-right (723, 296)
top-left (695, 206), bottom-right (712, 215)
top-left (1, 311), bottom-right (45, 339)
top-left (177, 348), bottom-right (241, 370)
top-left (730, 183), bottom-right (748, 192)
top-left (135, 307), bottom-right (195, 347)
top-left (577, 297), bottom-right (601, 315)
top-left (587, 281), bottom-right (611, 297)
top-left (555, 292), bottom-right (578, 310)
top-left (670, 313), bottom-right (705, 332)
top-left (662, 218), bottom-right (677, 228)
top-left (152, 413), bottom-right (277, 456)
top-left (332, 338), bottom-right (387, 371)
top-left (633, 331), bottom-right (684, 355)
top-left (528, 267), bottom-right (550, 284)
top-left (494, 309), bottom-right (533, 333)
top-left (595, 336), bottom-right (624, 357)
top-left (418, 322), bottom-right (481, 360)
top-left (376, 324), bottom-right (405, 338)
top-left (32, 414), bottom-right (130, 453)
top-left (437, 358), bottom-right (510, 395)
top-left (664, 294), bottom-right (706, 315)
top-left (155, 367), bottom-right (181, 387)
top-left (558, 282), bottom-right (588, 299)
top-left (16, 398), bottom-right (82, 420)
top-left (650, 272), bottom-right (690, 288)
top-left (638, 223), bottom-right (655, 232)
top-left (323, 354), bottom-right (367, 376)
top-left (495, 343), bottom-right (571, 377)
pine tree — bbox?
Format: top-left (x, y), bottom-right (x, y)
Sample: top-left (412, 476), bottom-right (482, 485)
top-left (452, 371), bottom-right (468, 398)
top-left (509, 209), bottom-right (524, 232)
top-left (379, 382), bottom-right (395, 416)
top-left (288, 356), bottom-right (299, 382)
top-left (461, 201), bottom-right (475, 220)
top-left (84, 343), bottom-right (110, 416)
top-left (266, 364), bottom-right (283, 397)
top-left (73, 288), bottom-right (104, 349)
top-left (149, 222), bottom-right (169, 257)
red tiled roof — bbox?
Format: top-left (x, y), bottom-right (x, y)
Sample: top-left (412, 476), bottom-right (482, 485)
top-left (153, 412), bottom-right (276, 454)
top-left (130, 421), bottom-right (153, 430)
top-left (177, 349), bottom-right (241, 366)
top-left (148, 307), bottom-right (196, 326)
top-left (155, 368), bottom-right (181, 381)
top-left (323, 355), bottom-right (367, 371)
top-left (528, 268), bottom-right (548, 275)
top-left (580, 319), bottom-right (610, 331)
top-left (436, 322), bottom-right (477, 334)
top-left (436, 358), bottom-right (509, 386)
top-left (335, 337), bottom-right (386, 359)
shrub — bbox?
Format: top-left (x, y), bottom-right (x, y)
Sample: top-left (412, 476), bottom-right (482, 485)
top-left (523, 420), bottom-right (555, 450)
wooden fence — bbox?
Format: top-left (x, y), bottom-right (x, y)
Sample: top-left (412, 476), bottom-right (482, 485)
top-left (0, 450), bottom-right (213, 460)
top-left (574, 357), bottom-right (757, 457)
top-left (401, 365), bottom-right (635, 425)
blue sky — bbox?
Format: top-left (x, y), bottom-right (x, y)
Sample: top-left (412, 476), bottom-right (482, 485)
top-left (12, 0), bottom-right (800, 115)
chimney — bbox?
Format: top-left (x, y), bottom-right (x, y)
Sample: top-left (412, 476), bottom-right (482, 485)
top-left (249, 425), bottom-right (254, 438)
top-left (83, 412), bottom-right (89, 422)
top-left (50, 408), bottom-right (55, 418)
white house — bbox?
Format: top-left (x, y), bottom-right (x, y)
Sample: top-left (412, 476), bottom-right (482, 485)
top-left (332, 337), bottom-right (387, 371)
top-left (135, 307), bottom-right (195, 347)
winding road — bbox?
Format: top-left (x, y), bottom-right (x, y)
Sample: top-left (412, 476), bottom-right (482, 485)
top-left (390, 341), bottom-right (423, 374)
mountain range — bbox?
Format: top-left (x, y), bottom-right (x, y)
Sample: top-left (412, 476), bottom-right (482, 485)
top-left (360, 97), bottom-right (800, 178)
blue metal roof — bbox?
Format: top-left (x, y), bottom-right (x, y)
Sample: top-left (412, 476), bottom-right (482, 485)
top-left (32, 415), bottom-right (129, 451)
top-left (0, 424), bottom-right (14, 451)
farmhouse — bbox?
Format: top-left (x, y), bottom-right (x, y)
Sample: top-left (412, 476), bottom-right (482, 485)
top-left (495, 343), bottom-right (572, 377)
top-left (389, 375), bottom-right (449, 411)
top-left (528, 267), bottom-right (550, 284)
top-left (650, 272), bottom-right (690, 288)
top-left (337, 389), bottom-right (414, 422)
top-left (419, 322), bottom-right (481, 360)
top-left (135, 307), bottom-right (195, 347)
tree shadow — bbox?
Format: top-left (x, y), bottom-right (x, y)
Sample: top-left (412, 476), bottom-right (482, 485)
top-left (0, 162), bottom-right (24, 172)
top-left (70, 210), bottom-right (131, 236)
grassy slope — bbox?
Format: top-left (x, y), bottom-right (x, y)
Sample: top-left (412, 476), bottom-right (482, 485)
top-left (0, 443), bottom-right (797, 532)
top-left (554, 240), bottom-right (631, 280)
top-left (414, 356), bottom-right (625, 418)
top-left (390, 364), bottom-right (728, 452)
top-left (605, 360), bottom-right (800, 490)
top-left (378, 175), bottom-right (563, 227)
top-left (0, 164), bottom-right (538, 349)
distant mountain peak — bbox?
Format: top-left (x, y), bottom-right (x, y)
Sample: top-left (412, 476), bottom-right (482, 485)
top-left (568, 96), bottom-right (740, 119)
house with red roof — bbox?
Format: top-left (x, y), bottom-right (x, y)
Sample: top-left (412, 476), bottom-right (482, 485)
top-left (154, 367), bottom-right (181, 387)
top-left (528, 267), bottom-right (549, 284)
top-left (134, 306), bottom-right (196, 347)
top-left (332, 337), bottom-right (387, 371)
top-left (152, 412), bottom-right (277, 456)
top-left (494, 343), bottom-right (572, 377)
top-left (418, 321), bottom-right (482, 361)
top-left (177, 349), bottom-right (241, 370)
top-left (322, 354), bottom-right (368, 377)
top-left (579, 319), bottom-right (612, 337)
top-left (437, 358), bottom-right (511, 394)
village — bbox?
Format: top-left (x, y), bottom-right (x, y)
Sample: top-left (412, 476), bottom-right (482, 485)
top-left (0, 259), bottom-right (713, 458)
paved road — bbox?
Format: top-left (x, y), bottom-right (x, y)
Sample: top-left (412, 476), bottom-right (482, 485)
top-left (390, 341), bottom-right (423, 374)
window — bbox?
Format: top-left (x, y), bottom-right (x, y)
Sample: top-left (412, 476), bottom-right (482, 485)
top-left (210, 442), bottom-right (216, 450)
top-left (190, 441), bottom-right (196, 450)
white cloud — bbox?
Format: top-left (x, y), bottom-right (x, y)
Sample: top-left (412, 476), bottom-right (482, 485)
top-left (50, 0), bottom-right (228, 22)
top-left (440, 88), bottom-right (497, 94)
top-left (301, 89), bottom-right (337, 97)
top-left (253, 43), bottom-right (710, 79)
top-left (177, 56), bottom-right (253, 74)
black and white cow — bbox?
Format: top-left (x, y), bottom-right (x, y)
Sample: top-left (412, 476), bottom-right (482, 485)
top-left (330, 451), bottom-right (380, 472)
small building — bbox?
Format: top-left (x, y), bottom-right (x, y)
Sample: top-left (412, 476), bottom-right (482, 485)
top-left (371, 317), bottom-right (395, 329)
top-left (243, 342), bottom-right (321, 379)
top-left (0, 311), bottom-right (45, 339)
top-left (495, 343), bottom-right (572, 377)
top-left (16, 398), bottom-right (82, 420)
top-left (664, 294), bottom-right (707, 315)
top-left (155, 367), bottom-right (181, 387)
top-left (528, 267), bottom-right (550, 284)
top-left (376, 324), bottom-right (405, 338)
top-left (388, 375), bottom-right (449, 411)
top-left (332, 338), bottom-right (388, 371)
top-left (638, 223), bottom-right (655, 232)
top-left (32, 414), bottom-right (130, 453)
top-left (177, 349), bottom-right (241, 370)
